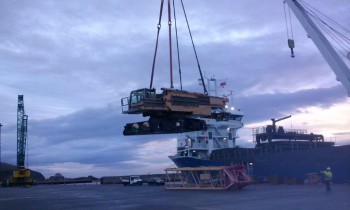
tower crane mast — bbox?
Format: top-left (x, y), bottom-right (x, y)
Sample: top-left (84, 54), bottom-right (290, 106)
top-left (285, 0), bottom-right (350, 96)
top-left (7, 95), bottom-right (33, 186)
top-left (17, 95), bottom-right (28, 169)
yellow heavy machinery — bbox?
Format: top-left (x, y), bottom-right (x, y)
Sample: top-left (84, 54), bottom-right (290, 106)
top-left (121, 88), bottom-right (228, 135)
top-left (7, 95), bottom-right (33, 186)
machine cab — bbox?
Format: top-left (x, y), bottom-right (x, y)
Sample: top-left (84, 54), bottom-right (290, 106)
top-left (121, 88), bottom-right (157, 114)
top-left (130, 88), bottom-right (156, 105)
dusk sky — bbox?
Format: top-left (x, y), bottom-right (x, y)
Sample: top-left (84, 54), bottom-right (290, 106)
top-left (1, 0), bottom-right (349, 178)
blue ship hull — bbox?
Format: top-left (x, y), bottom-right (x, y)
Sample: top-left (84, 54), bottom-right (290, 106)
top-left (170, 145), bottom-right (350, 183)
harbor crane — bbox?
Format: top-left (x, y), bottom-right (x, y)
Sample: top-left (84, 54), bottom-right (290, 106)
top-left (271, 115), bottom-right (291, 133)
top-left (285, 0), bottom-right (350, 96)
top-left (8, 95), bottom-right (33, 186)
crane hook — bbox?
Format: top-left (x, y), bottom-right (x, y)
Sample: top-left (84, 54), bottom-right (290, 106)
top-left (288, 39), bottom-right (295, 58)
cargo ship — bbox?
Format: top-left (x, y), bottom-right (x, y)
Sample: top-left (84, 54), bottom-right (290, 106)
top-left (169, 113), bottom-right (350, 183)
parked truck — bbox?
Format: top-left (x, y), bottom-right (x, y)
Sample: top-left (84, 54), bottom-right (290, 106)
top-left (121, 176), bottom-right (143, 186)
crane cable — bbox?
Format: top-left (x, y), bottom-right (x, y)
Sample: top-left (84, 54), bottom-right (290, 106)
top-left (150, 0), bottom-right (209, 92)
top-left (299, 0), bottom-right (350, 37)
top-left (180, 0), bottom-right (208, 94)
top-left (172, 0), bottom-right (183, 90)
top-left (298, 0), bottom-right (350, 59)
top-left (150, 0), bottom-right (165, 89)
top-left (167, 0), bottom-right (174, 89)
top-left (284, 1), bottom-right (295, 58)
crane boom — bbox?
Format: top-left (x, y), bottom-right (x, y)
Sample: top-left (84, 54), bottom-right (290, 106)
top-left (17, 95), bottom-right (28, 168)
top-left (285, 0), bottom-right (350, 96)
top-left (272, 115), bottom-right (291, 125)
top-left (6, 95), bottom-right (33, 186)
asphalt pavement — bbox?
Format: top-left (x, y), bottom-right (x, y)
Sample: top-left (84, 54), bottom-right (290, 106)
top-left (0, 183), bottom-right (349, 210)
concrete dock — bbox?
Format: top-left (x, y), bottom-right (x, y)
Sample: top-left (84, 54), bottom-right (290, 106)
top-left (0, 184), bottom-right (349, 210)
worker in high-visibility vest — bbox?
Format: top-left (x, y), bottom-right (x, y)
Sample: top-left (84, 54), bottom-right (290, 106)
top-left (320, 167), bottom-right (333, 192)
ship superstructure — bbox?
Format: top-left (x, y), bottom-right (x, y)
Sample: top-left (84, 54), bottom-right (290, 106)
top-left (169, 108), bottom-right (244, 162)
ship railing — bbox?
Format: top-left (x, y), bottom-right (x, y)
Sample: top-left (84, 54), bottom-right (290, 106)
top-left (195, 128), bottom-right (231, 140)
top-left (284, 129), bottom-right (308, 134)
top-left (210, 148), bottom-right (259, 159)
top-left (253, 127), bottom-right (308, 135)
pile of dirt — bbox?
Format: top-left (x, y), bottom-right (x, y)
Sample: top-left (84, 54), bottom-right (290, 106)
top-left (0, 162), bottom-right (45, 182)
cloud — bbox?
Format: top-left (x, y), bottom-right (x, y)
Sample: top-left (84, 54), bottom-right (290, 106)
top-left (0, 0), bottom-right (349, 177)
top-left (239, 85), bottom-right (347, 123)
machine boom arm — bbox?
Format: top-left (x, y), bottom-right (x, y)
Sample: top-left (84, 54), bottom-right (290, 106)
top-left (285, 0), bottom-right (350, 96)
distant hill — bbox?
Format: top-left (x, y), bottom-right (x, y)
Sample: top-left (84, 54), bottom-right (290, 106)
top-left (0, 162), bottom-right (45, 181)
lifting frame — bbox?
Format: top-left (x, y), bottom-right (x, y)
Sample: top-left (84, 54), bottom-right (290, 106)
top-left (164, 165), bottom-right (252, 190)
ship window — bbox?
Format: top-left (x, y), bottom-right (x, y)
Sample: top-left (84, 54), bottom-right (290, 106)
top-left (229, 132), bottom-right (232, 140)
top-left (228, 114), bottom-right (242, 120)
top-left (234, 115), bottom-right (242, 120)
top-left (208, 132), bottom-right (213, 139)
